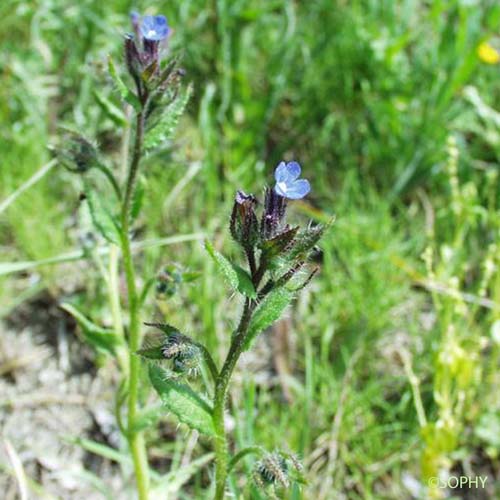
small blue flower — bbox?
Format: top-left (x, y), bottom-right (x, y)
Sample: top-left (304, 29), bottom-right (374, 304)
top-left (274, 161), bottom-right (310, 200)
top-left (140, 15), bottom-right (169, 41)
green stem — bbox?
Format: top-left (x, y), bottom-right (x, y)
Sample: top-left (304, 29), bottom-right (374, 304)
top-left (96, 163), bottom-right (122, 200)
top-left (121, 108), bottom-right (149, 499)
top-left (227, 446), bottom-right (263, 473)
top-left (213, 300), bottom-right (255, 500)
top-left (108, 244), bottom-right (128, 376)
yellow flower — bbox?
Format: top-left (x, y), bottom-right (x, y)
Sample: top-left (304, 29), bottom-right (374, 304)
top-left (478, 42), bottom-right (500, 65)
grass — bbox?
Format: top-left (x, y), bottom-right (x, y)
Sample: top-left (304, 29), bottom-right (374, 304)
top-left (1, 0), bottom-right (500, 498)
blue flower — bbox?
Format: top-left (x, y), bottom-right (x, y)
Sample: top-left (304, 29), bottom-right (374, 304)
top-left (140, 15), bottom-right (169, 41)
top-left (274, 161), bottom-right (310, 199)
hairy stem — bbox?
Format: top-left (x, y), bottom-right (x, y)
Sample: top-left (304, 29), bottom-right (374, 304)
top-left (108, 244), bottom-right (128, 376)
top-left (213, 300), bottom-right (255, 499)
top-left (121, 109), bottom-right (149, 499)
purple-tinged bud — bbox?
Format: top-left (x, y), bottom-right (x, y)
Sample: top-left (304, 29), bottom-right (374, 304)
top-left (230, 190), bottom-right (259, 249)
top-left (261, 187), bottom-right (287, 240)
top-left (142, 39), bottom-right (160, 67)
top-left (130, 11), bottom-right (141, 43)
top-left (124, 34), bottom-right (142, 80)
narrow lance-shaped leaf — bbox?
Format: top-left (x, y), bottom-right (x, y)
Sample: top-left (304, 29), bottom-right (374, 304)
top-left (233, 264), bottom-right (257, 299)
top-left (243, 288), bottom-right (293, 350)
top-left (151, 453), bottom-right (214, 496)
top-left (136, 332), bottom-right (165, 360)
top-left (93, 90), bottom-right (127, 126)
top-left (286, 225), bottom-right (325, 261)
top-left (108, 57), bottom-right (141, 110)
top-left (84, 179), bottom-right (121, 245)
top-left (61, 302), bottom-right (123, 356)
top-left (205, 240), bottom-right (257, 298)
top-left (205, 240), bottom-right (238, 289)
top-left (148, 364), bottom-right (216, 436)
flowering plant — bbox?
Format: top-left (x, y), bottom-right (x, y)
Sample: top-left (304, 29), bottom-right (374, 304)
top-left (60, 11), bottom-right (327, 499)
top-left (141, 159), bottom-right (326, 498)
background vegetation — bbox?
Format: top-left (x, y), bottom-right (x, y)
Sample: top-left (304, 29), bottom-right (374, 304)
top-left (1, 0), bottom-right (500, 498)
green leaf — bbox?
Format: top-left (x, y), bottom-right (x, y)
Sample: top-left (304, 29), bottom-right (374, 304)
top-left (151, 453), bottom-right (214, 496)
top-left (149, 365), bottom-right (215, 436)
top-left (243, 288), bottom-right (293, 350)
top-left (144, 84), bottom-right (192, 151)
top-left (93, 90), bottom-right (127, 126)
top-left (131, 175), bottom-right (145, 221)
top-left (181, 271), bottom-right (202, 283)
top-left (205, 241), bottom-right (257, 297)
top-left (84, 179), bottom-right (121, 245)
top-left (71, 436), bottom-right (128, 465)
top-left (286, 224), bottom-right (328, 261)
top-left (141, 60), bottom-right (158, 83)
top-left (130, 403), bottom-right (165, 433)
top-left (233, 265), bottom-right (257, 298)
top-left (108, 57), bottom-right (141, 110)
top-left (260, 227), bottom-right (299, 259)
top-left (144, 322), bottom-right (181, 336)
top-left (60, 303), bottom-right (123, 356)
top-left (136, 345), bottom-right (165, 360)
top-left (205, 240), bottom-right (238, 289)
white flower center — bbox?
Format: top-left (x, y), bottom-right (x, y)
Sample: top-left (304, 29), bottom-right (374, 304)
top-left (277, 181), bottom-right (288, 193)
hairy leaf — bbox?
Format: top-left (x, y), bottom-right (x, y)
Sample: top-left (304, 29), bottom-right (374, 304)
top-left (205, 240), bottom-right (257, 297)
top-left (144, 84), bottom-right (192, 151)
top-left (243, 288), bottom-right (293, 350)
top-left (93, 90), bottom-right (127, 126)
top-left (233, 264), bottom-right (257, 298)
top-left (205, 240), bottom-right (238, 289)
top-left (260, 226), bottom-right (299, 259)
top-left (149, 365), bottom-right (215, 436)
top-left (286, 224), bottom-right (326, 261)
top-left (84, 179), bottom-right (121, 245)
top-left (108, 57), bottom-right (141, 110)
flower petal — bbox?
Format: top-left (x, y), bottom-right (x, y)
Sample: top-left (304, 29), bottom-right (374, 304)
top-left (274, 161), bottom-right (288, 183)
top-left (284, 179), bottom-right (310, 200)
top-left (141, 15), bottom-right (169, 41)
top-left (284, 161), bottom-right (301, 181)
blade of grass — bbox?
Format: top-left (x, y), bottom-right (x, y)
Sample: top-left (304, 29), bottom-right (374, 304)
top-left (0, 232), bottom-right (205, 277)
top-left (0, 159), bottom-right (57, 215)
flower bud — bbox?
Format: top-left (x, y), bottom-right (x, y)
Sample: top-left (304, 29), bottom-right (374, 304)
top-left (124, 34), bottom-right (142, 81)
top-left (253, 450), bottom-right (304, 494)
top-left (230, 190), bottom-right (259, 250)
top-left (261, 187), bottom-right (287, 240)
top-left (138, 323), bottom-right (202, 377)
top-left (56, 132), bottom-right (99, 173)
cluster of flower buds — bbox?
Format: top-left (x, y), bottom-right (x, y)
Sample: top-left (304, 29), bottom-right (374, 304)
top-left (155, 265), bottom-right (201, 299)
top-left (124, 12), bottom-right (183, 104)
top-left (55, 130), bottom-right (99, 173)
top-left (231, 161), bottom-right (324, 288)
top-left (253, 450), bottom-right (304, 495)
top-left (138, 323), bottom-right (202, 377)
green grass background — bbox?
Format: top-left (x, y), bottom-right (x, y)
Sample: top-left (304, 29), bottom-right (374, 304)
top-left (1, 0), bottom-right (500, 498)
